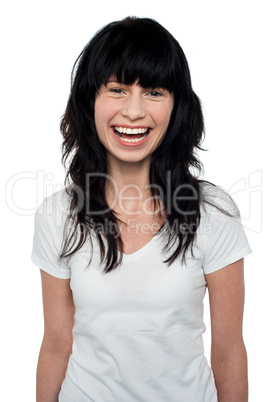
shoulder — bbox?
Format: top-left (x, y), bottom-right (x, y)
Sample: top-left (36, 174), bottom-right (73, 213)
top-left (31, 187), bottom-right (73, 278)
top-left (38, 186), bottom-right (71, 212)
top-left (36, 186), bottom-right (72, 214)
top-left (197, 181), bottom-right (251, 274)
top-left (199, 181), bottom-right (239, 224)
top-left (35, 186), bottom-right (72, 230)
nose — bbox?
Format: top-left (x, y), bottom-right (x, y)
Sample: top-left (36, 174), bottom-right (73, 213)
top-left (121, 93), bottom-right (146, 121)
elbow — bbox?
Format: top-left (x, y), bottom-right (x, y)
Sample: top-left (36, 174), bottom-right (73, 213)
top-left (211, 340), bottom-right (248, 384)
top-left (211, 338), bottom-right (247, 366)
top-left (211, 342), bottom-right (248, 401)
top-left (41, 331), bottom-right (73, 357)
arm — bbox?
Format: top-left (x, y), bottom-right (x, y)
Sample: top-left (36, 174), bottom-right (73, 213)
top-left (37, 270), bottom-right (75, 402)
top-left (205, 259), bottom-right (248, 402)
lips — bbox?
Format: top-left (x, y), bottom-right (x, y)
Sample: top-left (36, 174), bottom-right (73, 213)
top-left (111, 126), bottom-right (152, 146)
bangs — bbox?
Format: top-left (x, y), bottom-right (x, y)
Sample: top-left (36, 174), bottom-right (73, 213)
top-left (92, 18), bottom-right (181, 92)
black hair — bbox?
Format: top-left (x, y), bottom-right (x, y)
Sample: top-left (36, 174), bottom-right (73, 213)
top-left (60, 16), bottom-right (231, 273)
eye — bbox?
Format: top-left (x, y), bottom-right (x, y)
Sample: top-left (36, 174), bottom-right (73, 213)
top-left (148, 90), bottom-right (163, 97)
top-left (109, 88), bottom-right (124, 94)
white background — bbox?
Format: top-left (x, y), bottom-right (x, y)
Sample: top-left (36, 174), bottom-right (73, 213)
top-left (1, 0), bottom-right (266, 400)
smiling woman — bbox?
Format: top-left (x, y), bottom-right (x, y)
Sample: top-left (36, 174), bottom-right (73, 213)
top-left (31, 16), bottom-right (251, 402)
top-left (58, 16), bottom-right (206, 268)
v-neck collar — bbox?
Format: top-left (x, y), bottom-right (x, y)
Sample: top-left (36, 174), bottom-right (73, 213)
top-left (100, 219), bottom-right (167, 261)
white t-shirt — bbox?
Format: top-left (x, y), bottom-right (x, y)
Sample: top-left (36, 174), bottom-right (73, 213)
top-left (31, 184), bottom-right (251, 402)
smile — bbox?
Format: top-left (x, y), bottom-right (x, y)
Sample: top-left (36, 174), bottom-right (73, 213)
top-left (113, 126), bottom-right (151, 143)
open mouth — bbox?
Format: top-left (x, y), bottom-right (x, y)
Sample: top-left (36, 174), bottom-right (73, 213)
top-left (113, 126), bottom-right (151, 143)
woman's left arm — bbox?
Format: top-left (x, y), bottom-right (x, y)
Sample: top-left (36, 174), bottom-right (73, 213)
top-left (205, 258), bottom-right (248, 402)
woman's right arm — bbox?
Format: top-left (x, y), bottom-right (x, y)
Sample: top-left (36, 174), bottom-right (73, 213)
top-left (37, 270), bottom-right (75, 402)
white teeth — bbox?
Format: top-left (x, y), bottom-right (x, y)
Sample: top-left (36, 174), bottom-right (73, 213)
top-left (117, 133), bottom-right (148, 143)
top-left (114, 126), bottom-right (148, 134)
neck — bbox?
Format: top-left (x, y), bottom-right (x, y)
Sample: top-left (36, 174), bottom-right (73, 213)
top-left (105, 156), bottom-right (155, 214)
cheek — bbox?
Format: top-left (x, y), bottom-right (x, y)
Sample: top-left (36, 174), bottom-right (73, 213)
top-left (94, 98), bottom-right (117, 128)
top-left (94, 101), bottom-right (108, 145)
top-left (94, 100), bottom-right (105, 132)
top-left (153, 105), bottom-right (173, 130)
top-left (94, 99), bottom-right (119, 148)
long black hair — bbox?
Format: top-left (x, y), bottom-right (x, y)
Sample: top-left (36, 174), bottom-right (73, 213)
top-left (60, 16), bottom-right (218, 273)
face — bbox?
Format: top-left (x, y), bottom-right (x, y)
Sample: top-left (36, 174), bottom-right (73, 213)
top-left (94, 80), bottom-right (174, 166)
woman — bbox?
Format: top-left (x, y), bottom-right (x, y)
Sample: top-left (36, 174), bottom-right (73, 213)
top-left (31, 17), bottom-right (251, 401)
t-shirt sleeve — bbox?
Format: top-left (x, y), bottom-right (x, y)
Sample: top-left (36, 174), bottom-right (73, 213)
top-left (200, 189), bottom-right (252, 275)
top-left (31, 195), bottom-right (71, 279)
